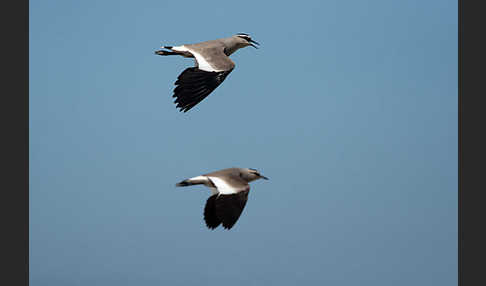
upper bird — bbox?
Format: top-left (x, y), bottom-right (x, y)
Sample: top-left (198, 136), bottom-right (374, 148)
top-left (176, 167), bottom-right (268, 230)
top-left (155, 33), bottom-right (260, 112)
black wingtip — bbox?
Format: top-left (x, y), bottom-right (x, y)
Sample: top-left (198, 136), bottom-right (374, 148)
top-left (175, 104), bottom-right (195, 113)
top-left (176, 180), bottom-right (190, 187)
top-left (204, 195), bottom-right (222, 230)
top-left (206, 224), bottom-right (218, 230)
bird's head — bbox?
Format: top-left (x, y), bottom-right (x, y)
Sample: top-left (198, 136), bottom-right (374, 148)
top-left (241, 168), bottom-right (268, 182)
top-left (233, 33), bottom-right (260, 49)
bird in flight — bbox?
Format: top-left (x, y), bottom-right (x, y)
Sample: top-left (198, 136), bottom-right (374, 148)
top-left (155, 33), bottom-right (260, 112)
top-left (176, 167), bottom-right (268, 230)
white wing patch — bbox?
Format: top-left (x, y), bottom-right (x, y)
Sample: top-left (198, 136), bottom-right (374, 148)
top-left (209, 187), bottom-right (218, 195)
top-left (170, 45), bottom-right (189, 52)
top-left (207, 177), bottom-right (239, 195)
top-left (187, 175), bottom-right (209, 184)
top-left (172, 45), bottom-right (218, 72)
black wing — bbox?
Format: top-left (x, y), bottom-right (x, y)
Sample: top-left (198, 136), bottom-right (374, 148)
top-left (203, 190), bottom-right (250, 230)
top-left (173, 67), bottom-right (233, 112)
top-left (203, 195), bottom-right (221, 230)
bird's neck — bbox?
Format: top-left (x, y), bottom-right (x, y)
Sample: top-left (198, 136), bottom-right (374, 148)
top-left (224, 45), bottom-right (241, 56)
top-left (222, 38), bottom-right (245, 56)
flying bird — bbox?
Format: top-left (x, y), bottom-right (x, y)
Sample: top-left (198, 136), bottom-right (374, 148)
top-left (155, 33), bottom-right (260, 112)
top-left (176, 167), bottom-right (268, 230)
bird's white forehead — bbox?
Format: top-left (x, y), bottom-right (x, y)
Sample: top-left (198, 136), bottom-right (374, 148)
top-left (236, 33), bottom-right (252, 39)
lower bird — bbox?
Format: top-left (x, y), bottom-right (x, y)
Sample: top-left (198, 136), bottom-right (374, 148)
top-left (176, 167), bottom-right (268, 230)
top-left (155, 33), bottom-right (259, 112)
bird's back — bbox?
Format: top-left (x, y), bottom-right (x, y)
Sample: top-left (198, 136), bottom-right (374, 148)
top-left (184, 39), bottom-right (235, 71)
top-left (204, 168), bottom-right (248, 189)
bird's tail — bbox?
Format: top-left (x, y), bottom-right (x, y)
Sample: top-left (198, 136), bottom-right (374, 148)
top-left (155, 49), bottom-right (179, 56)
top-left (155, 46), bottom-right (194, 58)
top-left (175, 176), bottom-right (209, 187)
top-left (175, 179), bottom-right (192, 187)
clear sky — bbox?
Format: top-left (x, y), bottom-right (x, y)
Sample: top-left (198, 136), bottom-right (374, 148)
top-left (30, 0), bottom-right (457, 285)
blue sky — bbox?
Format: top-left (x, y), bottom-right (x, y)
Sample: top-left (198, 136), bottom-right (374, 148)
top-left (30, 0), bottom-right (457, 285)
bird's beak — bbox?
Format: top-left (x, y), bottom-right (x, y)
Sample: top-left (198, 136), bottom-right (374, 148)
top-left (260, 175), bottom-right (269, 180)
top-left (249, 39), bottom-right (260, 49)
